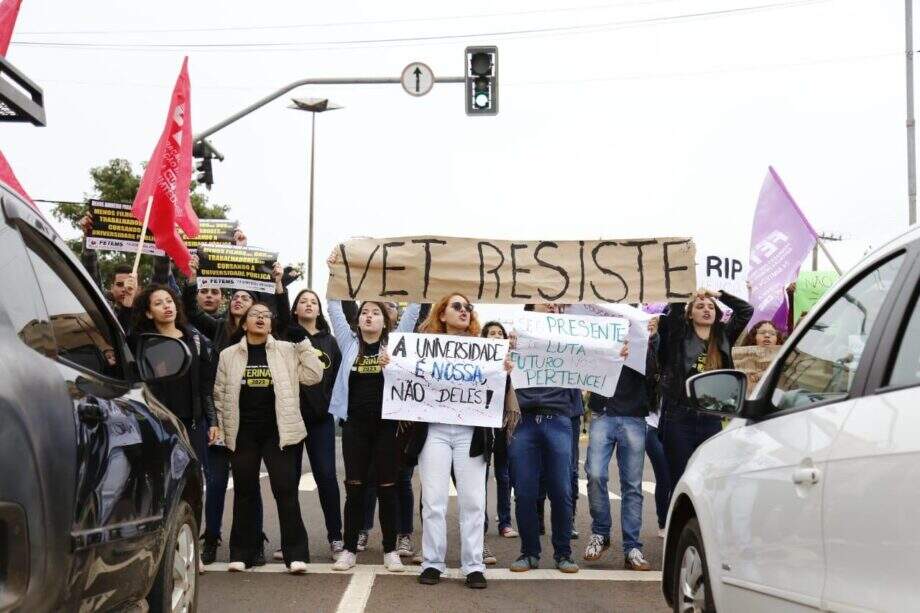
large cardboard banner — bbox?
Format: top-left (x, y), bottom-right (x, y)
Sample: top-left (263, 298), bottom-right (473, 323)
top-left (382, 332), bottom-right (509, 428)
top-left (84, 199), bottom-right (237, 255)
top-left (327, 236), bottom-right (696, 304)
top-left (510, 311), bottom-right (628, 396)
top-left (196, 244), bottom-right (277, 293)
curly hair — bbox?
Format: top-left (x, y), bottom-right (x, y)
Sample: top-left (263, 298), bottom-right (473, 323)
top-left (131, 284), bottom-right (188, 333)
top-left (742, 320), bottom-right (785, 347)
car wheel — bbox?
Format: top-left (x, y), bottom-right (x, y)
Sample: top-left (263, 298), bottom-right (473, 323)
top-left (148, 500), bottom-right (199, 613)
top-left (672, 517), bottom-right (716, 613)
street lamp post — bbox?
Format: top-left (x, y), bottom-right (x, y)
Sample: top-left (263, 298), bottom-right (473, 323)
top-left (288, 97), bottom-right (343, 288)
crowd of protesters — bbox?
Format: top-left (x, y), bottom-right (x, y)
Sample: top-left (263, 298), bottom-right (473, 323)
top-left (78, 212), bottom-right (793, 587)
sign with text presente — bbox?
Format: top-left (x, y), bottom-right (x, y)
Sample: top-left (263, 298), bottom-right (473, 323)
top-left (196, 244), bottom-right (277, 293)
top-left (327, 236), bottom-right (697, 304)
top-left (566, 303), bottom-right (653, 376)
top-left (382, 332), bottom-right (509, 428)
top-left (510, 311), bottom-right (628, 396)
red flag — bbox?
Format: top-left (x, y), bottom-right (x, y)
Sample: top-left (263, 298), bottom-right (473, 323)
top-left (0, 0), bottom-right (22, 56)
top-left (132, 57), bottom-right (199, 275)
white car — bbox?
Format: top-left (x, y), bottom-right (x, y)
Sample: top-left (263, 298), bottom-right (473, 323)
top-left (661, 227), bottom-right (920, 613)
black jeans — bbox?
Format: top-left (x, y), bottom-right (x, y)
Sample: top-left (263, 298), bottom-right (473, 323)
top-left (293, 414), bottom-right (342, 542)
top-left (342, 413), bottom-right (398, 553)
top-left (660, 406), bottom-right (722, 500)
top-left (230, 419), bottom-right (308, 565)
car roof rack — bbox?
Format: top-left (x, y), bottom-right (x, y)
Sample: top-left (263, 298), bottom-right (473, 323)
top-left (0, 55), bottom-right (46, 127)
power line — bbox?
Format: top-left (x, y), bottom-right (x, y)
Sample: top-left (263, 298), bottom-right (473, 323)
top-left (16, 0), bottom-right (684, 36)
top-left (10, 0), bottom-right (827, 52)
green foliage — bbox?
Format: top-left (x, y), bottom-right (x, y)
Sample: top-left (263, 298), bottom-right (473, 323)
top-left (50, 158), bottom-right (232, 287)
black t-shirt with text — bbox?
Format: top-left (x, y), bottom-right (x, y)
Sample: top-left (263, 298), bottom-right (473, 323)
top-left (348, 340), bottom-right (384, 418)
top-left (240, 342), bottom-right (275, 425)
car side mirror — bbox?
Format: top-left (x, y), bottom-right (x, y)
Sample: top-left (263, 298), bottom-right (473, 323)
top-left (136, 334), bottom-right (191, 383)
top-left (686, 370), bottom-right (747, 417)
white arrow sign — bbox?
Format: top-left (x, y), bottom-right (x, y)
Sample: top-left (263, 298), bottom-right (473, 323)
top-left (401, 62), bottom-right (434, 97)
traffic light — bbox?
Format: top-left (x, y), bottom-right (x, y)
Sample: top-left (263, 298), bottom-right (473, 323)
top-left (465, 46), bottom-right (498, 116)
top-left (192, 140), bottom-right (216, 190)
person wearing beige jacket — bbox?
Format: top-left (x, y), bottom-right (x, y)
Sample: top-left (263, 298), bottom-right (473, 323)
top-left (214, 301), bottom-right (324, 574)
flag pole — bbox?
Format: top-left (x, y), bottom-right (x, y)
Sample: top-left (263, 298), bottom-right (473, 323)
top-left (815, 236), bottom-right (843, 275)
top-left (132, 195), bottom-right (153, 276)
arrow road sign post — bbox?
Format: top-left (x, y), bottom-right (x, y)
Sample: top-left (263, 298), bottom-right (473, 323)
top-left (401, 62), bottom-right (434, 97)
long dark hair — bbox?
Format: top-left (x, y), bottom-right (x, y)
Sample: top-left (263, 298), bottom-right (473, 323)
top-left (355, 301), bottom-right (392, 358)
top-left (132, 284), bottom-right (188, 333)
top-left (480, 320), bottom-right (508, 339)
top-left (290, 289), bottom-right (330, 332)
top-left (223, 289), bottom-right (256, 343)
top-left (685, 295), bottom-right (725, 371)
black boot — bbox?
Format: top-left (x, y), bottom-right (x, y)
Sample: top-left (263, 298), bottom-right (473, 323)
top-left (201, 535), bottom-right (220, 565)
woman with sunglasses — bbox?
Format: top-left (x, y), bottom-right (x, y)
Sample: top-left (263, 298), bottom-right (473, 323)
top-left (213, 302), bottom-right (324, 574)
top-left (402, 294), bottom-right (516, 590)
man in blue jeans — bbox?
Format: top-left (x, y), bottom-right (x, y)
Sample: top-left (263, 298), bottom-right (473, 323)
top-left (583, 339), bottom-right (656, 571)
top-left (509, 384), bottom-right (583, 574)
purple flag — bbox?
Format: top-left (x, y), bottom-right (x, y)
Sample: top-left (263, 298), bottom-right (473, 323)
top-left (748, 167), bottom-right (817, 333)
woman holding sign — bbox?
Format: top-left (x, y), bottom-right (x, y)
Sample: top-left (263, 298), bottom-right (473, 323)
top-left (402, 294), bottom-right (516, 590)
top-left (213, 302), bottom-right (323, 573)
top-left (326, 293), bottom-right (421, 573)
top-left (657, 288), bottom-right (753, 490)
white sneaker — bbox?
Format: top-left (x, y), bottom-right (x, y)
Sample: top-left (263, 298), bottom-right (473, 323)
top-left (332, 550), bottom-right (357, 571)
top-left (273, 548), bottom-right (284, 561)
top-left (357, 531), bottom-right (369, 552)
top-left (288, 561), bottom-right (308, 574)
top-left (395, 534), bottom-right (414, 558)
top-left (331, 540), bottom-right (345, 561)
top-left (383, 551), bottom-right (405, 572)
top-left (198, 559), bottom-right (206, 574)
top-left (658, 528), bottom-right (665, 539)
top-left (227, 561), bottom-right (246, 572)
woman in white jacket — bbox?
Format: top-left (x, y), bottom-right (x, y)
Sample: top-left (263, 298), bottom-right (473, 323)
top-left (214, 301), bottom-right (324, 574)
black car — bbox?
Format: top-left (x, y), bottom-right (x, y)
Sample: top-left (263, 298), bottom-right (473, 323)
top-left (0, 185), bottom-right (203, 612)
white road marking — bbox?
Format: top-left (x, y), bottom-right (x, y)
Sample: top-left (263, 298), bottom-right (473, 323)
top-left (334, 569), bottom-right (377, 613)
top-left (448, 481), bottom-right (458, 497)
top-left (224, 472), bottom-right (268, 492)
top-left (578, 478), bottom-right (621, 500)
top-left (642, 481), bottom-right (656, 495)
top-left (299, 473), bottom-right (317, 492)
top-left (204, 562), bottom-right (661, 583)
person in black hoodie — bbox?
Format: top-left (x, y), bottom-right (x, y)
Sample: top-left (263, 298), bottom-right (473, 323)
top-left (130, 284), bottom-right (217, 485)
top-left (270, 288), bottom-right (344, 562)
top-left (657, 288), bottom-right (753, 491)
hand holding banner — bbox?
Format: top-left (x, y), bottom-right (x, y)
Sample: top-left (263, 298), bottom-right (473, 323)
top-left (510, 311), bottom-right (628, 396)
top-left (382, 332), bottom-right (509, 428)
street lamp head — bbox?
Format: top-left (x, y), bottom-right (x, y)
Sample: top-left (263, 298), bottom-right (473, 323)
top-left (289, 97), bottom-right (344, 113)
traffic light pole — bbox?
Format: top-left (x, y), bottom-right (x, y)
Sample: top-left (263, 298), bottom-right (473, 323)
top-left (194, 76), bottom-right (464, 143)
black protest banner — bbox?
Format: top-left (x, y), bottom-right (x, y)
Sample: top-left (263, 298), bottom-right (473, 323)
top-left (196, 244), bottom-right (277, 293)
top-left (84, 200), bottom-right (162, 256)
top-left (180, 219), bottom-right (237, 251)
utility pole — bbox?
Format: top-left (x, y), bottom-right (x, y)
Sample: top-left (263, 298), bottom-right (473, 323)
top-left (812, 233), bottom-right (843, 272)
top-left (907, 0), bottom-right (917, 226)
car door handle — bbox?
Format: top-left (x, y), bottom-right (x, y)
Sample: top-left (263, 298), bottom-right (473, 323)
top-left (78, 403), bottom-right (106, 425)
top-left (792, 467), bottom-right (821, 485)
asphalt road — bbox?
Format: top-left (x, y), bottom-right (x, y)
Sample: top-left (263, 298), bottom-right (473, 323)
top-left (198, 436), bottom-right (671, 613)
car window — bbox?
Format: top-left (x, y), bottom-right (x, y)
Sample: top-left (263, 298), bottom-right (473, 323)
top-left (0, 224), bottom-right (55, 357)
top-left (771, 254), bottom-right (904, 412)
top-left (887, 284), bottom-right (920, 388)
top-left (21, 228), bottom-right (124, 379)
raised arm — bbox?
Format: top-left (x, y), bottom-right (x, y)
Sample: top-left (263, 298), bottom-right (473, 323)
top-left (719, 291), bottom-right (755, 345)
top-left (397, 303), bottom-right (422, 333)
top-left (327, 299), bottom-right (356, 352)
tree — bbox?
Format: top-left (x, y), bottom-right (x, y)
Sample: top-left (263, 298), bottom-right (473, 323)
top-left (52, 158), bottom-right (232, 285)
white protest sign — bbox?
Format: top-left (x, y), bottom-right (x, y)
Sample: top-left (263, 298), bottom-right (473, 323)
top-left (696, 249), bottom-right (749, 299)
top-left (510, 311), bottom-right (628, 396)
top-left (382, 332), bottom-right (509, 428)
top-left (567, 303), bottom-right (653, 376)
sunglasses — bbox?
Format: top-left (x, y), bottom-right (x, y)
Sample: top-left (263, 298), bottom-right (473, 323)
top-left (247, 311), bottom-right (274, 320)
top-left (450, 301), bottom-right (474, 314)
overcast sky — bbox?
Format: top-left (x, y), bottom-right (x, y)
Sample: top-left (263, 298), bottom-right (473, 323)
top-left (2, 0), bottom-right (910, 305)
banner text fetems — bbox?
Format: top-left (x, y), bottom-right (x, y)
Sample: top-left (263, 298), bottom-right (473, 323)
top-left (327, 236), bottom-right (696, 304)
top-left (196, 244), bottom-right (277, 293)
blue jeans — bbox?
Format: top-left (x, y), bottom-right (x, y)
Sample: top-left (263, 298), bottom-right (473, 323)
top-left (660, 407), bottom-right (722, 497)
top-left (585, 414), bottom-right (645, 553)
top-left (205, 445), bottom-right (263, 541)
top-left (509, 412), bottom-right (573, 560)
top-left (537, 414), bottom-right (581, 525)
top-left (293, 414), bottom-right (342, 542)
top-left (645, 424), bottom-right (670, 530)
